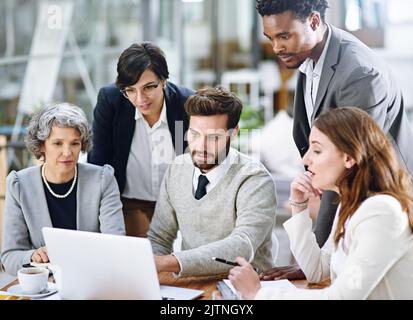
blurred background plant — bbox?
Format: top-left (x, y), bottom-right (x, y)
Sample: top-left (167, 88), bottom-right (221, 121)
top-left (239, 103), bottom-right (264, 130)
top-left (232, 103), bottom-right (264, 154)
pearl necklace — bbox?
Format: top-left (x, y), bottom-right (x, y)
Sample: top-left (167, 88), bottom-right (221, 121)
top-left (41, 164), bottom-right (77, 199)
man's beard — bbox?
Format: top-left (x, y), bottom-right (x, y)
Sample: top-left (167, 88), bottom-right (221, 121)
top-left (286, 58), bottom-right (306, 69)
top-left (191, 138), bottom-right (231, 172)
top-left (277, 52), bottom-right (306, 69)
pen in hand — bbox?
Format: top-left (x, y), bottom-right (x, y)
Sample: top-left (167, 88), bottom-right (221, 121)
top-left (212, 257), bottom-right (259, 273)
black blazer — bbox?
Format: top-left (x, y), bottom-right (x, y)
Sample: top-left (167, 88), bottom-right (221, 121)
top-left (88, 81), bottom-right (194, 193)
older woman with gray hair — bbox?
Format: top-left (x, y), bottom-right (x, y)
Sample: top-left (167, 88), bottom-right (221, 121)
top-left (1, 103), bottom-right (125, 276)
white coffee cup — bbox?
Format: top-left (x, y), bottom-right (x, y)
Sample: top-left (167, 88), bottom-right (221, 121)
top-left (17, 267), bottom-right (49, 294)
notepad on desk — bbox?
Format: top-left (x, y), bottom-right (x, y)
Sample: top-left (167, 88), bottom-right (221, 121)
top-left (223, 279), bottom-right (295, 298)
top-left (160, 285), bottom-right (204, 300)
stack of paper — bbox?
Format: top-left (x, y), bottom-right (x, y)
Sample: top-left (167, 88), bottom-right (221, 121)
top-left (223, 279), bottom-right (295, 299)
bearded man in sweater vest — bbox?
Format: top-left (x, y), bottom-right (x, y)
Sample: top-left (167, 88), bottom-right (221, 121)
top-left (148, 87), bottom-right (278, 277)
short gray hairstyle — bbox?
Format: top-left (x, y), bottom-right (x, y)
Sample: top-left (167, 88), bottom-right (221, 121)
top-left (25, 103), bottom-right (92, 160)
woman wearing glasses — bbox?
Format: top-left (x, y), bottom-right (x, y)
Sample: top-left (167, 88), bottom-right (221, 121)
top-left (88, 42), bottom-right (194, 237)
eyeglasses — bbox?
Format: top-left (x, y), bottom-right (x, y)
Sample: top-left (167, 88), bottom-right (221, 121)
top-left (120, 80), bottom-right (161, 100)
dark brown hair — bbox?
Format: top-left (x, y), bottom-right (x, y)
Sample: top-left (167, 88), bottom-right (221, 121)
top-left (314, 107), bottom-right (413, 245)
top-left (116, 42), bottom-right (169, 90)
top-left (184, 87), bottom-right (243, 130)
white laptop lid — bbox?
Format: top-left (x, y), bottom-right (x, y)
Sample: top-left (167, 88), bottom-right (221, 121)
top-left (42, 228), bottom-right (161, 300)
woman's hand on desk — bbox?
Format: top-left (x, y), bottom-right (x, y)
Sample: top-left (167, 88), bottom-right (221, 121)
top-left (228, 257), bottom-right (261, 300)
top-left (31, 246), bottom-right (49, 263)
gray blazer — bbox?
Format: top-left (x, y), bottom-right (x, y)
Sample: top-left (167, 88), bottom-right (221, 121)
top-left (1, 163), bottom-right (125, 275)
top-left (293, 25), bottom-right (413, 174)
top-left (292, 25), bottom-right (413, 246)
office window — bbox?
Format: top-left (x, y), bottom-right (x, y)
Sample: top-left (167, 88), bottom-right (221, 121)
top-left (343, 0), bottom-right (385, 47)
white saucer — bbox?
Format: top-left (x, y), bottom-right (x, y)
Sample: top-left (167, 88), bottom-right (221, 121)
top-left (7, 282), bottom-right (58, 298)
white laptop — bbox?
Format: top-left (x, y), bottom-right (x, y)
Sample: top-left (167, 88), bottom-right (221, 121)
top-left (42, 227), bottom-right (204, 300)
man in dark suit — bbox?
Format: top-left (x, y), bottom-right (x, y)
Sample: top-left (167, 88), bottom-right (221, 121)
top-left (256, 0), bottom-right (413, 280)
top-left (88, 42), bottom-right (194, 237)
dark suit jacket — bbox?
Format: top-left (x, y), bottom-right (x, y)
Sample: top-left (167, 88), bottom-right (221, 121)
top-left (292, 25), bottom-right (413, 246)
top-left (88, 82), bottom-right (194, 193)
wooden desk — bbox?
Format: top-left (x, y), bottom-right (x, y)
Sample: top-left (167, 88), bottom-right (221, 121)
top-left (1, 273), bottom-right (330, 300)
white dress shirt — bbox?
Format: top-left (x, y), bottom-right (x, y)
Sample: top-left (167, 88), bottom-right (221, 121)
top-left (122, 101), bottom-right (175, 201)
top-left (192, 148), bottom-right (237, 196)
top-left (299, 25), bottom-right (332, 127)
top-left (255, 195), bottom-right (413, 300)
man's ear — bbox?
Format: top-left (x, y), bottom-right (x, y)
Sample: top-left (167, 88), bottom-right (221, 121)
top-left (230, 125), bottom-right (239, 140)
top-left (309, 12), bottom-right (322, 30)
top-left (344, 154), bottom-right (357, 169)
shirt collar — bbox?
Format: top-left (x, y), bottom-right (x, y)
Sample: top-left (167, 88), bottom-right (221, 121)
top-left (159, 99), bottom-right (168, 124)
top-left (298, 58), bottom-right (313, 76)
top-left (299, 24), bottom-right (332, 78)
top-left (313, 24), bottom-right (331, 77)
top-left (135, 107), bottom-right (142, 120)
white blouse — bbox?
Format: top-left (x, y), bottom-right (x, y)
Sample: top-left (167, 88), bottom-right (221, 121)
top-left (122, 101), bottom-right (175, 201)
top-left (256, 195), bottom-right (413, 299)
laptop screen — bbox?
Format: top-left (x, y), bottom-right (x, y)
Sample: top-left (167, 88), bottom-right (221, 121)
top-left (42, 227), bottom-right (161, 300)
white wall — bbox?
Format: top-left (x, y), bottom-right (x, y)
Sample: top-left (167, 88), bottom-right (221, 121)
top-left (375, 49), bottom-right (413, 110)
top-left (380, 2), bottom-right (413, 110)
